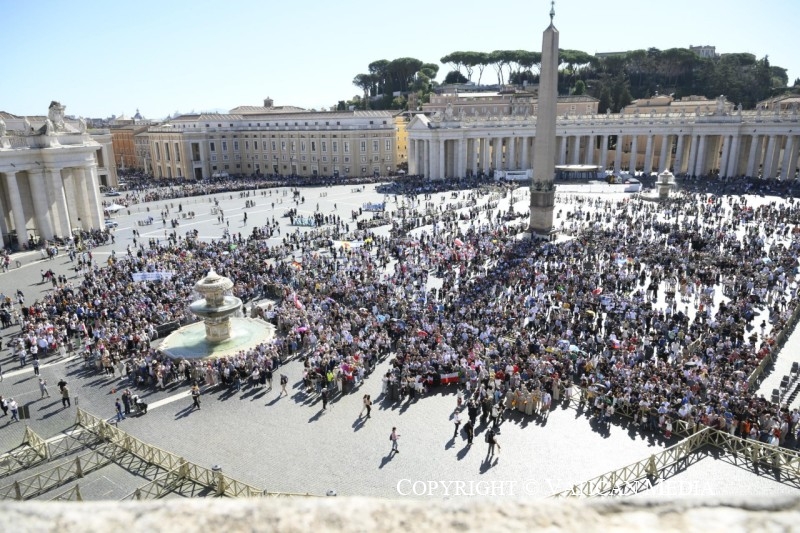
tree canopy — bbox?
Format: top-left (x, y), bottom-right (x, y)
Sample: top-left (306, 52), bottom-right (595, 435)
top-left (347, 46), bottom-right (790, 112)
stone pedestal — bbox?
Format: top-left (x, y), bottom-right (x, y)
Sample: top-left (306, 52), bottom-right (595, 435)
top-left (529, 189), bottom-right (556, 238)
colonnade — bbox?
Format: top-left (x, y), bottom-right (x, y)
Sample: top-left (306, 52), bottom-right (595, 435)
top-left (408, 114), bottom-right (800, 181)
top-left (0, 162), bottom-right (104, 249)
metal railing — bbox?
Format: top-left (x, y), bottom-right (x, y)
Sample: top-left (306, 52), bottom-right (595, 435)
top-left (551, 427), bottom-right (711, 497)
top-left (553, 425), bottom-right (800, 497)
top-left (75, 408), bottom-right (319, 499)
top-left (0, 444), bottom-right (117, 500)
top-left (50, 484), bottom-right (83, 501)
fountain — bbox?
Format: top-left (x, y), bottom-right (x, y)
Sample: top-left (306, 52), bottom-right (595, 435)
top-left (656, 169), bottom-right (676, 200)
top-left (156, 269), bottom-right (276, 360)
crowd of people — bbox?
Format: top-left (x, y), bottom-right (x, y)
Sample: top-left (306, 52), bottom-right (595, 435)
top-left (3, 175), bottom-right (800, 452)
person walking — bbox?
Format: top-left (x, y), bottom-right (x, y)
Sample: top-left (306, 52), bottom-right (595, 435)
top-left (61, 385), bottom-right (71, 408)
top-left (390, 427), bottom-right (400, 454)
top-left (321, 388), bottom-right (329, 410)
top-left (360, 394), bottom-right (372, 418)
top-left (191, 384), bottom-right (201, 410)
top-left (280, 374), bottom-right (288, 396)
top-left (115, 398), bottom-right (125, 423)
top-left (485, 427), bottom-right (497, 458)
top-left (9, 399), bottom-right (19, 422)
top-left (464, 419), bottom-right (474, 445)
top-left (122, 389), bottom-right (131, 415)
top-left (453, 411), bottom-right (461, 438)
top-left (39, 377), bottom-right (50, 399)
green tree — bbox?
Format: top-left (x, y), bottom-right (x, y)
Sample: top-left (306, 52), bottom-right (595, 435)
top-left (444, 70), bottom-right (468, 84)
top-left (573, 79), bottom-right (586, 95)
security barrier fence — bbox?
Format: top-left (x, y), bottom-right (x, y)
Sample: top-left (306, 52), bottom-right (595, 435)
top-left (552, 423), bottom-right (800, 497)
top-left (74, 409), bottom-right (319, 499)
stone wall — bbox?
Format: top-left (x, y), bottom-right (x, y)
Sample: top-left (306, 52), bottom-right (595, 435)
top-left (2, 497), bottom-right (799, 532)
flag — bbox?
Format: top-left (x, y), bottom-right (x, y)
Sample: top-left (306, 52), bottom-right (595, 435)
top-left (454, 238), bottom-right (464, 247)
top-left (291, 260), bottom-right (303, 270)
top-left (440, 372), bottom-right (459, 384)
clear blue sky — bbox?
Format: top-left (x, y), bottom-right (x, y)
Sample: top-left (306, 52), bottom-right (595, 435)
top-left (2, 0), bottom-right (797, 119)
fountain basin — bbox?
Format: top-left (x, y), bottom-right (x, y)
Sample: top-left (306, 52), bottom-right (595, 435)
top-left (156, 317), bottom-right (276, 360)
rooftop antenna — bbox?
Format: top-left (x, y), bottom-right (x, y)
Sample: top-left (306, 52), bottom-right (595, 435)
top-left (550, 0), bottom-right (555, 23)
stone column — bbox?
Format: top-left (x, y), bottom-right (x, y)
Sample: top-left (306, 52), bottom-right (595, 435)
top-left (614, 135), bottom-right (623, 173)
top-left (694, 135), bottom-right (707, 176)
top-left (586, 135), bottom-right (595, 165)
top-left (83, 164), bottom-right (105, 228)
top-left (482, 138), bottom-right (491, 175)
top-left (658, 135), bottom-right (670, 173)
top-left (643, 135), bottom-right (654, 174)
top-left (780, 135), bottom-right (795, 180)
top-left (493, 138), bottom-right (503, 171)
top-left (673, 135), bottom-right (685, 174)
top-left (27, 168), bottom-right (56, 241)
top-left (629, 135), bottom-right (638, 172)
top-left (718, 136), bottom-right (731, 178)
top-left (558, 136), bottom-right (567, 165)
top-left (600, 135), bottom-right (609, 170)
top-left (408, 139), bottom-right (417, 175)
top-left (520, 136), bottom-right (529, 170)
top-left (5, 172), bottom-right (29, 245)
top-left (762, 135), bottom-right (776, 178)
top-left (569, 136), bottom-right (580, 165)
top-left (0, 173), bottom-right (7, 249)
top-left (726, 134), bottom-right (741, 178)
top-left (746, 134), bottom-right (761, 177)
top-left (46, 167), bottom-right (72, 238)
top-left (423, 140), bottom-right (430, 179)
top-left (438, 139), bottom-right (446, 179)
top-left (768, 135), bottom-right (782, 179)
top-left (785, 135), bottom-right (800, 180)
top-left (457, 138), bottom-right (466, 178)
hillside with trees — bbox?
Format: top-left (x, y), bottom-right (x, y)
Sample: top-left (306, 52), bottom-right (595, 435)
top-left (347, 47), bottom-right (794, 112)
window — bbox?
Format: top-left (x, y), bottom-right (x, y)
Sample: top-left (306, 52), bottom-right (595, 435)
top-left (222, 141), bottom-right (228, 151)
top-left (210, 142), bottom-right (216, 152)
top-left (165, 143), bottom-right (170, 161)
top-left (361, 156), bottom-right (367, 163)
top-left (373, 140), bottom-right (379, 152)
top-left (344, 157), bottom-right (350, 163)
top-left (321, 141), bottom-right (327, 152)
top-left (253, 141), bottom-right (258, 150)
top-left (332, 141), bottom-right (338, 152)
top-left (373, 155), bottom-right (379, 162)
top-left (301, 142), bottom-right (306, 152)
top-left (385, 139), bottom-right (391, 151)
top-left (281, 141), bottom-right (286, 151)
top-left (322, 156), bottom-right (327, 162)
top-left (233, 141), bottom-right (239, 151)
top-left (344, 142), bottom-right (350, 153)
top-left (175, 143), bottom-right (181, 162)
top-left (291, 141), bottom-right (296, 152)
top-left (360, 141), bottom-right (367, 152)
top-left (361, 167), bottom-right (367, 173)
top-left (223, 155), bottom-right (229, 161)
top-left (211, 155), bottom-right (217, 161)
top-left (272, 141), bottom-right (277, 151)
top-left (245, 141), bottom-right (250, 150)
top-left (311, 141), bottom-right (316, 151)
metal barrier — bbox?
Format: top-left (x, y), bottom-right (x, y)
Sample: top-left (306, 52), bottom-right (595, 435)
top-left (553, 424), bottom-right (800, 497)
top-left (0, 444), bottom-right (118, 501)
top-left (50, 484), bottom-right (83, 501)
top-left (75, 408), bottom-right (319, 499)
top-left (551, 427), bottom-right (711, 497)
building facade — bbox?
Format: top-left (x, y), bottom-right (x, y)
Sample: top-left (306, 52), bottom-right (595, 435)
top-left (0, 102), bottom-right (110, 249)
top-left (146, 109), bottom-right (401, 180)
top-left (407, 103), bottom-right (800, 180)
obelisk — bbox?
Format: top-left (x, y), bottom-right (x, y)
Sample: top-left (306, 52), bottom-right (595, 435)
top-left (529, 1), bottom-right (559, 238)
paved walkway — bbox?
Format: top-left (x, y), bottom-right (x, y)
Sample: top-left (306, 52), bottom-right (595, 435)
top-left (0, 183), bottom-right (798, 499)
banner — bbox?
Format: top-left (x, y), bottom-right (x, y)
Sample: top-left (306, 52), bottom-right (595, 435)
top-left (132, 271), bottom-right (174, 282)
top-left (440, 372), bottom-right (459, 384)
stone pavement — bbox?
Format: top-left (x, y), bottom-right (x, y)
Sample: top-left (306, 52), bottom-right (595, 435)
top-left (0, 183), bottom-right (798, 500)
